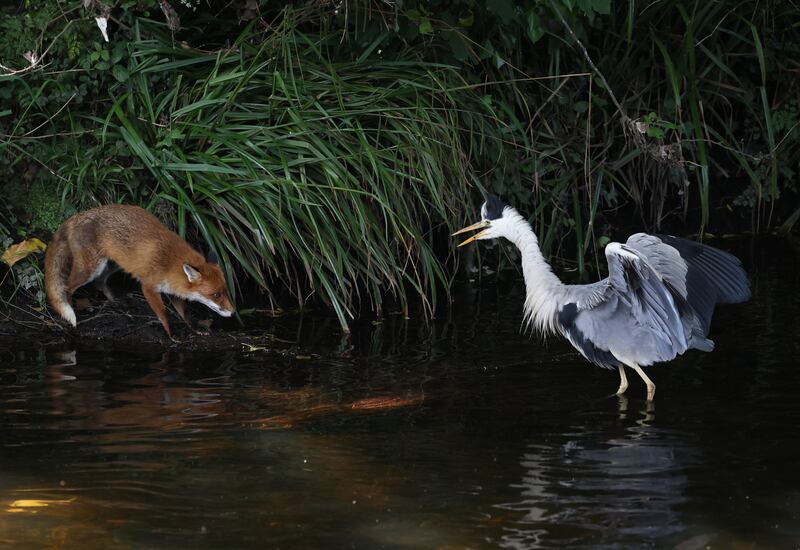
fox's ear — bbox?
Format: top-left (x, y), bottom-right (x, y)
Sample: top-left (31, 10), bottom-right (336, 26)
top-left (206, 249), bottom-right (219, 265)
top-left (183, 264), bottom-right (201, 283)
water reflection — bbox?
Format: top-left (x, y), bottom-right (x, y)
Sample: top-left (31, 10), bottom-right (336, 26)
top-left (0, 238), bottom-right (798, 548)
top-left (496, 398), bottom-right (694, 548)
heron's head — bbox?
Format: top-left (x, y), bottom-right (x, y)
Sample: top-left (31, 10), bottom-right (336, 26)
top-left (452, 194), bottom-right (517, 247)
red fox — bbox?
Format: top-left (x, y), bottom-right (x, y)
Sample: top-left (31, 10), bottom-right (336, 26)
top-left (44, 204), bottom-right (235, 337)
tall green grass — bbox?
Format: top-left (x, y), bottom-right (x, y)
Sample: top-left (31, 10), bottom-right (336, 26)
top-left (457, 0), bottom-right (799, 276)
top-left (2, 1), bottom-right (796, 319)
top-left (59, 14), bottom-right (518, 328)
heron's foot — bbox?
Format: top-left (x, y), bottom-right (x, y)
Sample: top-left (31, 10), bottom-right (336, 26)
top-left (645, 384), bottom-right (656, 401)
top-left (616, 382), bottom-right (628, 396)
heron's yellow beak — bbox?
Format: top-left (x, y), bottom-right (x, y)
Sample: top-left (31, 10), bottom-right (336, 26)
top-left (452, 220), bottom-right (491, 247)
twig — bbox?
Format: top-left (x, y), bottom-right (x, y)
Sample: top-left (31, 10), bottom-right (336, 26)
top-left (549, 1), bottom-right (628, 124)
top-left (23, 93), bottom-right (77, 137)
top-left (0, 139), bottom-right (70, 182)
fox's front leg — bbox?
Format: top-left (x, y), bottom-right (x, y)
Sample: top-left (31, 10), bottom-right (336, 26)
top-left (141, 284), bottom-right (172, 337)
top-left (168, 296), bottom-right (210, 335)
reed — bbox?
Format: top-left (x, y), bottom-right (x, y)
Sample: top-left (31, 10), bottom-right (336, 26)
top-left (57, 13), bottom-right (520, 328)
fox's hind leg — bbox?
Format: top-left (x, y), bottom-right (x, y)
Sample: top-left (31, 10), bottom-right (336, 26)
top-left (93, 262), bottom-right (122, 302)
top-left (65, 254), bottom-right (107, 303)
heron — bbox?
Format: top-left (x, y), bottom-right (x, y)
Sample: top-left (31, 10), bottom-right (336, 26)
top-left (453, 195), bottom-right (751, 400)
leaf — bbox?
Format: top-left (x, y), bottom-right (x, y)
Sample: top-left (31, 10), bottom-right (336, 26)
top-left (2, 238), bottom-right (47, 267)
top-left (112, 65), bottom-right (129, 82)
top-left (95, 16), bottom-right (109, 42)
top-left (573, 100), bottom-right (589, 113)
top-left (591, 0), bottom-right (611, 15)
top-left (458, 13), bottom-right (474, 27)
top-left (750, 23), bottom-right (766, 87)
top-left (486, 0), bottom-right (515, 23)
top-left (527, 11), bottom-right (545, 43)
top-left (443, 30), bottom-right (471, 62)
top-left (418, 17), bottom-right (433, 35)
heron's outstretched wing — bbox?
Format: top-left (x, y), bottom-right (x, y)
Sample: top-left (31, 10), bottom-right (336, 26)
top-left (625, 233), bottom-right (751, 334)
top-left (558, 242), bottom-right (690, 368)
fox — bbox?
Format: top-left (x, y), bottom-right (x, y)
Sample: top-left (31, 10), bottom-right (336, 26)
top-left (44, 204), bottom-right (235, 337)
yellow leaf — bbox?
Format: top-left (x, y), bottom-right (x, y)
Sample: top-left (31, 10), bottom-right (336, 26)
top-left (1, 238), bottom-right (47, 267)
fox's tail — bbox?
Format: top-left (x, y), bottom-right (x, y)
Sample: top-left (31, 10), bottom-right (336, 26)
top-left (44, 232), bottom-right (76, 327)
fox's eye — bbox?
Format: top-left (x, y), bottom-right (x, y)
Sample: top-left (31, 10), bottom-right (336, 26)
top-left (213, 292), bottom-right (222, 299)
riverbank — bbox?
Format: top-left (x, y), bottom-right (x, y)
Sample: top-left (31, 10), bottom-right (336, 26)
top-left (0, 290), bottom-right (294, 354)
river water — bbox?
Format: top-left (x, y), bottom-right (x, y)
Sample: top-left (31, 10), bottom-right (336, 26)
top-left (0, 238), bottom-right (798, 548)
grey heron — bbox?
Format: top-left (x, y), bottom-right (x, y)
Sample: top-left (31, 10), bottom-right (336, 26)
top-left (453, 195), bottom-right (751, 400)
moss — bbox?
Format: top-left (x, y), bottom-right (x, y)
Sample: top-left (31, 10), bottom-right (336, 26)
top-left (2, 178), bottom-right (74, 235)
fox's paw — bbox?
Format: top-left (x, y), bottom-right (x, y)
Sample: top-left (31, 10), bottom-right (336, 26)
top-left (61, 307), bottom-right (77, 327)
top-left (193, 319), bottom-right (213, 336)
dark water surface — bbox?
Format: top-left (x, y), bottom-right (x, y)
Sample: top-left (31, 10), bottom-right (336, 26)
top-left (1, 239), bottom-right (799, 549)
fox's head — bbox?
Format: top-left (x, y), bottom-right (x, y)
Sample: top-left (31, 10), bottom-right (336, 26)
top-left (182, 252), bottom-right (235, 317)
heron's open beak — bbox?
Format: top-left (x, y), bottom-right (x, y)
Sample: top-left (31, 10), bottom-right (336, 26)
top-left (452, 220), bottom-right (490, 247)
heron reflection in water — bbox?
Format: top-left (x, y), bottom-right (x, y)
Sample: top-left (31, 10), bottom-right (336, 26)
top-left (454, 195), bottom-right (750, 400)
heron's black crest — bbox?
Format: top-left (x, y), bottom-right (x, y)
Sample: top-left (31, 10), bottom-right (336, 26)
top-left (483, 194), bottom-right (506, 220)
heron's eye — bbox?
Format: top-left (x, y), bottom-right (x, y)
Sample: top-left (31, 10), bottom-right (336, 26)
top-left (213, 292), bottom-right (222, 299)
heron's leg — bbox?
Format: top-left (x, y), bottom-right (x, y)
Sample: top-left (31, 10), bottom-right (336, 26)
top-left (616, 366), bottom-right (629, 395)
top-left (631, 364), bottom-right (656, 401)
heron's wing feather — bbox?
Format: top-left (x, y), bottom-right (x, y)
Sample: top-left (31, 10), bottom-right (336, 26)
top-left (605, 243), bottom-right (687, 342)
top-left (625, 233), bottom-right (688, 297)
top-left (559, 242), bottom-right (690, 367)
top-left (624, 233), bottom-right (712, 349)
top-left (631, 234), bottom-right (751, 334)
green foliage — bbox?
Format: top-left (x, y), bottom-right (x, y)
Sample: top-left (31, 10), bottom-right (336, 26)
top-left (1, 179), bottom-right (72, 234)
top-left (381, 0), bottom-right (799, 244)
top-left (0, 0), bottom-right (797, 320)
top-left (1, 6), bottom-right (521, 326)
top-left (90, 14), bottom-right (511, 325)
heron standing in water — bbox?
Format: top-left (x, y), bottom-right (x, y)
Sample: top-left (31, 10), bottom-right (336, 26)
top-left (453, 195), bottom-right (751, 400)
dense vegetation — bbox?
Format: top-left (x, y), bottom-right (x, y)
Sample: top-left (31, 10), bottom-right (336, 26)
top-left (1, 0), bottom-right (797, 328)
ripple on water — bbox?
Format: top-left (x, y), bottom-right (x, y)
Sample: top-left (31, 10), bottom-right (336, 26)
top-left (0, 239), bottom-right (798, 548)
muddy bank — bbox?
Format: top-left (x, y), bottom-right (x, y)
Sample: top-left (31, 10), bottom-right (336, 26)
top-left (0, 290), bottom-right (301, 354)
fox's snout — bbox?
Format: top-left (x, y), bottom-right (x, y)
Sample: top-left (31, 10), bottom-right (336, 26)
top-left (215, 295), bottom-right (235, 317)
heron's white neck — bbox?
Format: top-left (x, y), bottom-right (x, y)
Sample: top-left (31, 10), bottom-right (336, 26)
top-left (503, 210), bottom-right (565, 335)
